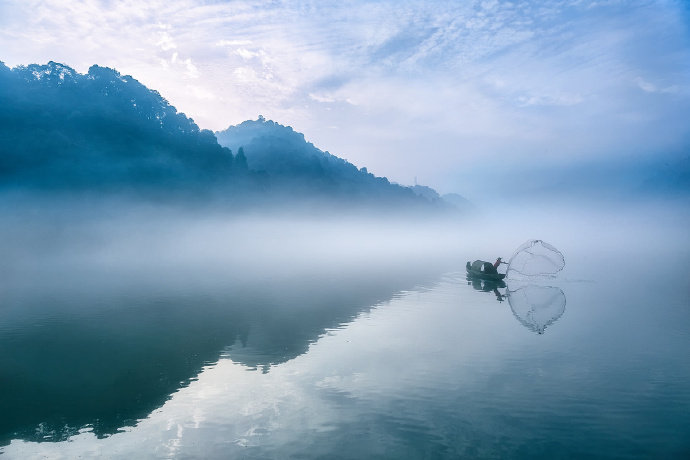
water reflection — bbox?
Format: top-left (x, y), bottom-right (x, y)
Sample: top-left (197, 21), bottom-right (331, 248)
top-left (0, 260), bottom-right (451, 446)
top-left (466, 276), bottom-right (507, 301)
top-left (467, 277), bottom-right (566, 333)
top-left (507, 285), bottom-right (566, 334)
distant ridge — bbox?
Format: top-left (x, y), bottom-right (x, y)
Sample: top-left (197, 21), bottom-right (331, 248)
top-left (216, 117), bottom-right (435, 205)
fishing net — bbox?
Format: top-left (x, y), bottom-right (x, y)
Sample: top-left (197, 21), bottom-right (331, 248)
top-left (507, 240), bottom-right (565, 277)
top-left (507, 285), bottom-right (566, 334)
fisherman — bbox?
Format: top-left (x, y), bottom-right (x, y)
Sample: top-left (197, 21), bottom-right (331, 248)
top-left (483, 257), bottom-right (504, 274)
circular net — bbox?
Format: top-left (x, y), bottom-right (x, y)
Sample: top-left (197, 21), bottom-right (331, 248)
top-left (507, 240), bottom-right (565, 277)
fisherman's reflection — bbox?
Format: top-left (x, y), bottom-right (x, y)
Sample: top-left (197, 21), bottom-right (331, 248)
top-left (467, 277), bottom-right (507, 302)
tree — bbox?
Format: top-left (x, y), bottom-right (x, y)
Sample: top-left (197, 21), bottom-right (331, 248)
top-left (235, 146), bottom-right (248, 171)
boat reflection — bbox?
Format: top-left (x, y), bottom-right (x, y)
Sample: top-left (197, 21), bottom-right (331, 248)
top-left (466, 276), bottom-right (507, 301)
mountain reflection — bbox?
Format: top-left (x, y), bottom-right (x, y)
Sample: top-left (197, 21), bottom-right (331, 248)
top-left (0, 259), bottom-right (450, 445)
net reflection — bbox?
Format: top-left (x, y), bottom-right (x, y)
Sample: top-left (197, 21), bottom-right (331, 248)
top-left (507, 285), bottom-right (566, 334)
top-left (466, 278), bottom-right (567, 334)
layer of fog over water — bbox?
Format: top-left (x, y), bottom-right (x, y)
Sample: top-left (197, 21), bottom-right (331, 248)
top-left (1, 197), bottom-right (689, 459)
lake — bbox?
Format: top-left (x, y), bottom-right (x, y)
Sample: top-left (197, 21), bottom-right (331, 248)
top-left (1, 206), bottom-right (689, 459)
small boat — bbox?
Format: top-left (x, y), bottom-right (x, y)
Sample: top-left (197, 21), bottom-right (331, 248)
top-left (466, 260), bottom-right (506, 281)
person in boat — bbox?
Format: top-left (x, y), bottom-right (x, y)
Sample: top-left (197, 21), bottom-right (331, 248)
top-left (483, 257), bottom-right (504, 274)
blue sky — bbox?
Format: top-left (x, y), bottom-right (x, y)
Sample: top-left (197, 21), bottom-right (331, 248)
top-left (1, 0), bottom-right (688, 197)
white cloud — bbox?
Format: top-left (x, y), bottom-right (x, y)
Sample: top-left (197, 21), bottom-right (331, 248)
top-left (183, 59), bottom-right (199, 78)
top-left (188, 85), bottom-right (215, 100)
top-left (168, 52), bottom-right (199, 78)
top-left (635, 77), bottom-right (681, 94)
top-left (235, 48), bottom-right (260, 60)
top-left (516, 93), bottom-right (584, 107)
top-left (233, 66), bottom-right (257, 82)
top-left (308, 93), bottom-right (335, 103)
top-left (216, 39), bottom-right (252, 47)
top-left (156, 31), bottom-right (177, 51)
top-left (636, 76), bottom-right (657, 93)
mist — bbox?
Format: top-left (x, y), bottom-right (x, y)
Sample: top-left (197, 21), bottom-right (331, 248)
top-left (1, 189), bottom-right (681, 304)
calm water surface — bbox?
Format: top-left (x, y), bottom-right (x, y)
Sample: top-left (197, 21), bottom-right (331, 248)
top-left (1, 220), bottom-right (689, 459)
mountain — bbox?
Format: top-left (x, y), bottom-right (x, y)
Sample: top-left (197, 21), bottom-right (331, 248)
top-left (440, 193), bottom-right (476, 214)
top-left (409, 184), bottom-right (440, 202)
top-left (0, 61), bottom-right (256, 197)
top-left (216, 117), bottom-right (448, 209)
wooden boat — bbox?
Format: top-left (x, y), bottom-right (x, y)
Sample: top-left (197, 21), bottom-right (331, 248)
top-left (466, 260), bottom-right (506, 281)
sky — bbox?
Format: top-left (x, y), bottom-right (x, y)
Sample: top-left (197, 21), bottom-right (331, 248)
top-left (1, 0), bottom-right (689, 197)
